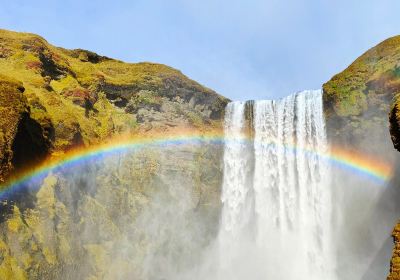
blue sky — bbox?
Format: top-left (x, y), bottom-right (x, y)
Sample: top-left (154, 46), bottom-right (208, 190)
top-left (1, 0), bottom-right (400, 100)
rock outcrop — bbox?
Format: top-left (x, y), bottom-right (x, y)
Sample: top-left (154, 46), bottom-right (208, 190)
top-left (324, 35), bottom-right (400, 280)
top-left (0, 29), bottom-right (228, 182)
top-left (0, 144), bottom-right (224, 279)
top-left (0, 29), bottom-right (228, 279)
top-left (389, 224), bottom-right (400, 280)
top-left (0, 75), bottom-right (27, 182)
top-left (323, 35), bottom-right (400, 158)
top-left (389, 89), bottom-right (400, 280)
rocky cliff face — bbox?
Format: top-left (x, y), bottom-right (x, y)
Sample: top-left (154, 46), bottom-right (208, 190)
top-left (3, 28), bottom-right (400, 279)
top-left (0, 145), bottom-right (223, 279)
top-left (0, 29), bottom-right (228, 279)
top-left (389, 85), bottom-right (400, 280)
top-left (389, 223), bottom-right (400, 280)
top-left (323, 35), bottom-right (400, 159)
top-left (0, 29), bottom-right (228, 181)
top-left (324, 35), bottom-right (400, 280)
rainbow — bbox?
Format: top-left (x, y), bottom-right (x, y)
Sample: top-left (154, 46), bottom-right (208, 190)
top-left (0, 131), bottom-right (393, 198)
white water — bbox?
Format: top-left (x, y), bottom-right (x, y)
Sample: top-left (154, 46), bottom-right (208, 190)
top-left (218, 90), bottom-right (335, 279)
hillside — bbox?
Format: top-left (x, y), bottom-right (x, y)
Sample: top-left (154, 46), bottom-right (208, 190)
top-left (0, 30), bottom-right (227, 279)
top-left (324, 35), bottom-right (400, 280)
top-left (324, 35), bottom-right (400, 118)
top-left (0, 29), bottom-right (228, 184)
top-left (323, 35), bottom-right (400, 157)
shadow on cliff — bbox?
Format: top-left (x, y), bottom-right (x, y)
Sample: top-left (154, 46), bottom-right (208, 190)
top-left (359, 157), bottom-right (400, 280)
top-left (11, 113), bottom-right (53, 170)
top-left (0, 113), bottom-right (53, 222)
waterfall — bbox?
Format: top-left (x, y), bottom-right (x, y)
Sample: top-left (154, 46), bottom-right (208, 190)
top-left (218, 90), bottom-right (334, 280)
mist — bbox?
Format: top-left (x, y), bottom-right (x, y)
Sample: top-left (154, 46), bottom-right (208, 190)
top-left (1, 90), bottom-right (399, 280)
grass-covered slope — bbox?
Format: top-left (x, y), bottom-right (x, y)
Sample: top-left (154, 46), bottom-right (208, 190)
top-left (324, 35), bottom-right (400, 118)
top-left (0, 29), bottom-right (228, 183)
top-left (323, 35), bottom-right (400, 159)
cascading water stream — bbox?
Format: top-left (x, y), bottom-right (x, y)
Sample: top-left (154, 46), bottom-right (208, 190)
top-left (218, 90), bottom-right (335, 280)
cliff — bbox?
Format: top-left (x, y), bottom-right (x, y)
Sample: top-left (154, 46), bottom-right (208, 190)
top-left (0, 29), bottom-right (228, 279)
top-left (324, 35), bottom-right (400, 280)
top-left (323, 35), bottom-right (400, 158)
top-left (324, 36), bottom-right (400, 119)
top-left (389, 67), bottom-right (400, 279)
top-left (2, 28), bottom-right (400, 279)
top-left (389, 223), bottom-right (400, 280)
top-left (0, 29), bottom-right (228, 183)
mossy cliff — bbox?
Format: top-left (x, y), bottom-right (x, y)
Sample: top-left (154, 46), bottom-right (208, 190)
top-left (0, 29), bottom-right (228, 279)
top-left (0, 145), bottom-right (223, 279)
top-left (323, 35), bottom-right (400, 158)
top-left (0, 28), bottom-right (228, 183)
top-left (389, 223), bottom-right (400, 280)
top-left (389, 74), bottom-right (400, 279)
top-left (324, 36), bottom-right (400, 119)
top-left (323, 35), bottom-right (400, 280)
top-left (4, 27), bottom-right (400, 279)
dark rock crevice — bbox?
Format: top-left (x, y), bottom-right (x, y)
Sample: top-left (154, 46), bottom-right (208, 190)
top-left (38, 52), bottom-right (66, 80)
top-left (390, 100), bottom-right (400, 151)
top-left (11, 112), bottom-right (52, 171)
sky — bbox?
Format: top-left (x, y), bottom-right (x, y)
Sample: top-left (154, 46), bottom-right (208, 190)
top-left (1, 0), bottom-right (400, 101)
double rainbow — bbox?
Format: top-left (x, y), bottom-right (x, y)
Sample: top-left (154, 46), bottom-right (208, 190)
top-left (0, 130), bottom-right (393, 197)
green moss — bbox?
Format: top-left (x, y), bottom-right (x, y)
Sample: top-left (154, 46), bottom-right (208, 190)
top-left (126, 90), bottom-right (162, 114)
top-left (184, 111), bottom-right (204, 127)
top-left (136, 90), bottom-right (161, 106)
top-left (0, 74), bottom-right (28, 183)
top-left (0, 29), bottom-right (224, 151)
top-left (0, 28), bottom-right (228, 280)
top-left (335, 90), bottom-right (368, 116)
top-left (49, 75), bottom-right (78, 93)
top-left (323, 35), bottom-right (400, 117)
